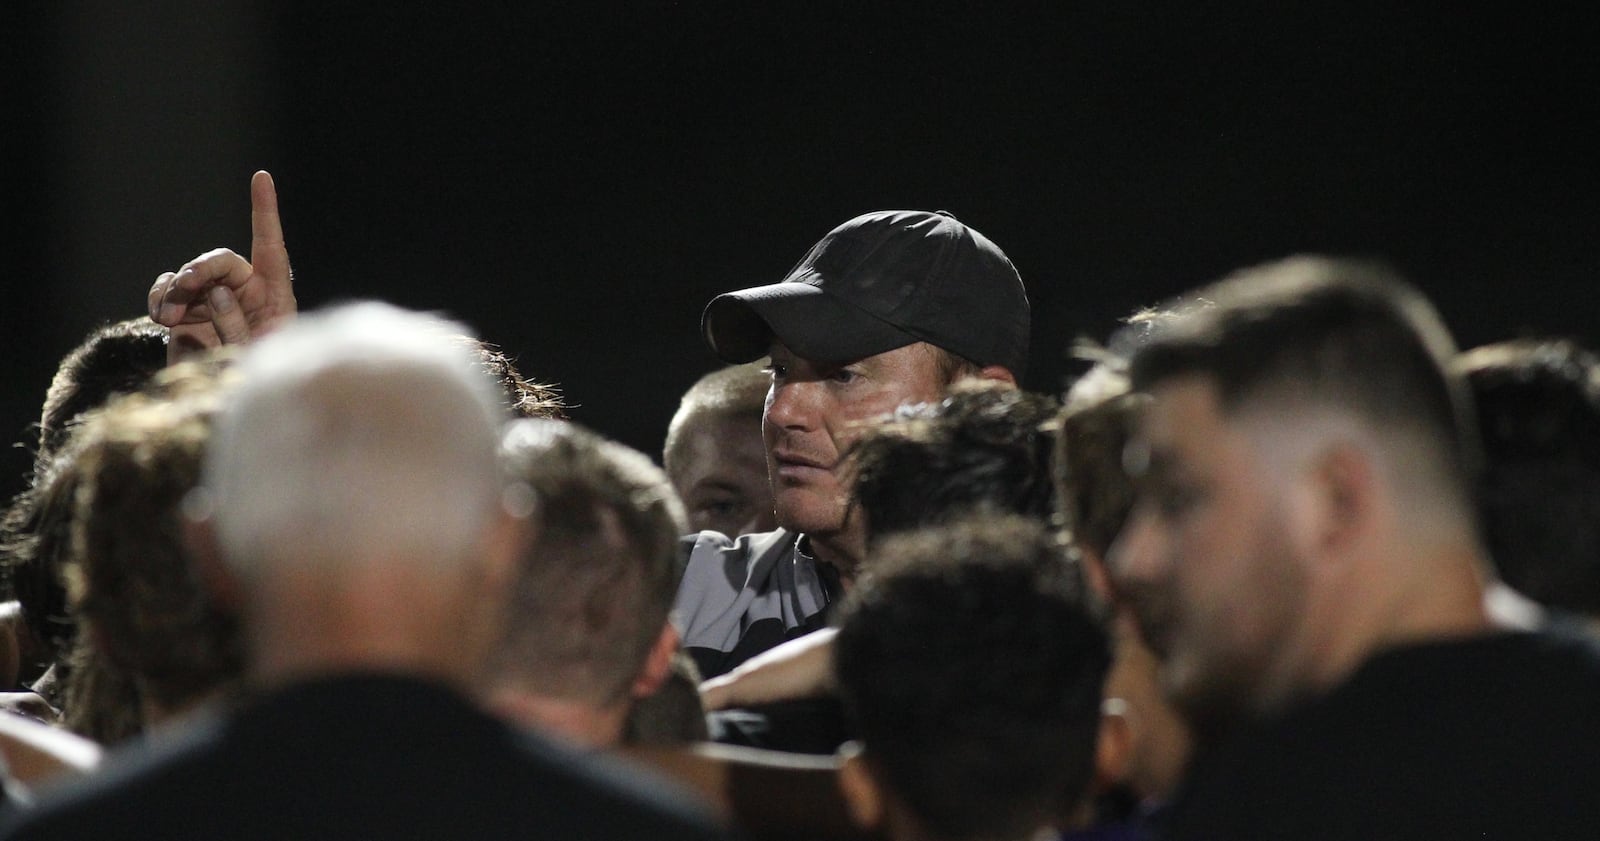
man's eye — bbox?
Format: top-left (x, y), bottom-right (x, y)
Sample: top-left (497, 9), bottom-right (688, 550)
top-left (763, 363), bottom-right (787, 381)
top-left (697, 499), bottom-right (746, 518)
top-left (828, 368), bottom-right (859, 384)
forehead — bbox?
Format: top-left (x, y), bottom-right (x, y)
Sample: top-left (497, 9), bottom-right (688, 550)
top-left (768, 339), bottom-right (942, 375)
top-left (679, 410), bottom-right (764, 463)
top-left (1133, 375), bottom-right (1240, 471)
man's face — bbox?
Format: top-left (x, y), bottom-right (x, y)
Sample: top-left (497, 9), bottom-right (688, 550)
top-left (672, 410), bottom-right (777, 538)
top-left (762, 340), bottom-right (948, 539)
top-left (1107, 375), bottom-right (1310, 727)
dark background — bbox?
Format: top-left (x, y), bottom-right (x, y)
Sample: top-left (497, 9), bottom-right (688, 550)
top-left (6, 3), bottom-right (1598, 505)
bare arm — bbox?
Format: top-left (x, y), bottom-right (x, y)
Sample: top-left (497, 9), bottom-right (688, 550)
top-left (622, 741), bottom-right (877, 841)
top-left (699, 628), bottom-right (837, 711)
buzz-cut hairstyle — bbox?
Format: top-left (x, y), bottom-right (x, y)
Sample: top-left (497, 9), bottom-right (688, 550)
top-left (662, 361), bottom-right (770, 482)
top-left (202, 302), bottom-right (507, 579)
top-left (1456, 339), bottom-right (1600, 616)
top-left (849, 380), bottom-right (1061, 546)
top-left (834, 515), bottom-right (1111, 841)
top-left (489, 419), bottom-right (688, 706)
top-left (1126, 256), bottom-right (1480, 518)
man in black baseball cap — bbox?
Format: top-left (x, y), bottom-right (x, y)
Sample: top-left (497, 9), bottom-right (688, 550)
top-left (674, 210), bottom-right (1030, 693)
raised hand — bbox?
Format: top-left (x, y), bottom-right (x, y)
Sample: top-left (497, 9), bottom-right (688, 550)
top-left (149, 171), bottom-right (297, 364)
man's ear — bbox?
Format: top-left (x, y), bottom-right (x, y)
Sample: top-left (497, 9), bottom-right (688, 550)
top-left (631, 623), bottom-right (680, 699)
top-left (975, 365), bottom-right (1017, 387)
top-left (1308, 443), bottom-right (1376, 557)
top-left (182, 503), bottom-right (242, 613)
top-left (837, 741), bottom-right (885, 831)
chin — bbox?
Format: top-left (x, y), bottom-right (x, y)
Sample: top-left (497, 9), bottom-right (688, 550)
top-left (774, 498), bottom-right (847, 537)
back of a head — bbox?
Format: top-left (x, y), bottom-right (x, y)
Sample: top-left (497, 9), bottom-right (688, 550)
top-left (1056, 359), bottom-right (1140, 561)
top-left (850, 381), bottom-right (1060, 546)
top-left (36, 318), bottom-right (170, 481)
top-left (623, 653), bottom-right (710, 746)
top-left (1457, 339), bottom-right (1600, 616)
top-left (491, 419), bottom-right (687, 706)
top-left (662, 362), bottom-right (773, 536)
top-left (0, 318), bottom-right (168, 666)
top-left (662, 362), bottom-right (769, 480)
top-left (65, 363), bottom-right (244, 736)
top-left (834, 516), bottom-right (1110, 841)
top-left (203, 302), bottom-right (505, 579)
top-left (1126, 256), bottom-right (1478, 519)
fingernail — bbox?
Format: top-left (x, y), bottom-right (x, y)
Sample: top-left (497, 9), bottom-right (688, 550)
top-left (209, 285), bottom-right (234, 313)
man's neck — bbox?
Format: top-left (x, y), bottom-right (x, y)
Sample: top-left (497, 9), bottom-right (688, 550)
top-left (1290, 537), bottom-right (1494, 708)
top-left (244, 567), bottom-right (483, 693)
top-left (486, 687), bottom-right (628, 750)
top-left (802, 529), bottom-right (866, 592)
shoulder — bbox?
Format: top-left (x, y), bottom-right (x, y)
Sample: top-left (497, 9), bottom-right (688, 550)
top-left (510, 731), bottom-right (729, 839)
top-left (0, 715), bottom-right (224, 840)
top-left (676, 529), bottom-right (798, 601)
top-left (1167, 629), bottom-right (1600, 840)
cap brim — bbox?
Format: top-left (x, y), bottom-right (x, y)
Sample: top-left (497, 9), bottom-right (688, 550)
top-left (702, 282), bottom-right (920, 365)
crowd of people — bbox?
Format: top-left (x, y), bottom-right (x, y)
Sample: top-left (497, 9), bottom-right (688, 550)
top-left (0, 169), bottom-right (1596, 840)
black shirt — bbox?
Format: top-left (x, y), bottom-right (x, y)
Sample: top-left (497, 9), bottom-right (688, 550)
top-left (1162, 629), bottom-right (1600, 841)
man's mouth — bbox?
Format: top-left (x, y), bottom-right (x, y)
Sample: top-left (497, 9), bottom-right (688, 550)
top-left (771, 449), bottom-right (833, 481)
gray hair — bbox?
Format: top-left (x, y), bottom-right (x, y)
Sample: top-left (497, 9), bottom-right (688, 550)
top-left (202, 302), bottom-right (506, 579)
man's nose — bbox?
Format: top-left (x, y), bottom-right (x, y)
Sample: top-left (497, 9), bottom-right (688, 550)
top-left (765, 380), bottom-right (820, 431)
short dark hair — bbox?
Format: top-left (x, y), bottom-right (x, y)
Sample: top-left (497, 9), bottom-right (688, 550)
top-left (1456, 339), bottom-right (1600, 616)
top-left (1126, 256), bottom-right (1477, 507)
top-left (0, 318), bottom-right (168, 664)
top-left (488, 420), bottom-right (686, 705)
top-left (1056, 367), bottom-right (1141, 559)
top-left (36, 319), bottom-right (170, 480)
top-left (850, 381), bottom-right (1060, 545)
top-left (834, 516), bottom-right (1110, 841)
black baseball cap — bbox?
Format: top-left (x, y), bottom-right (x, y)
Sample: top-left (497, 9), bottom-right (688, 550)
top-left (702, 210), bottom-right (1030, 376)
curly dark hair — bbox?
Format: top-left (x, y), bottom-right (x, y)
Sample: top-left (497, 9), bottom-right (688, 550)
top-left (835, 516), bottom-right (1110, 840)
top-left (1457, 339), bottom-right (1600, 616)
top-left (849, 380), bottom-right (1061, 547)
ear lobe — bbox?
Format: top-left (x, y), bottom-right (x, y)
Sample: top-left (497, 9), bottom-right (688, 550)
top-left (1312, 444), bottom-right (1374, 554)
top-left (631, 623), bottom-right (680, 699)
top-left (837, 742), bottom-right (885, 831)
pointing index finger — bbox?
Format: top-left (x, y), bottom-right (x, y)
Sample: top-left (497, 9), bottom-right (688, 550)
top-left (249, 170), bottom-right (289, 282)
